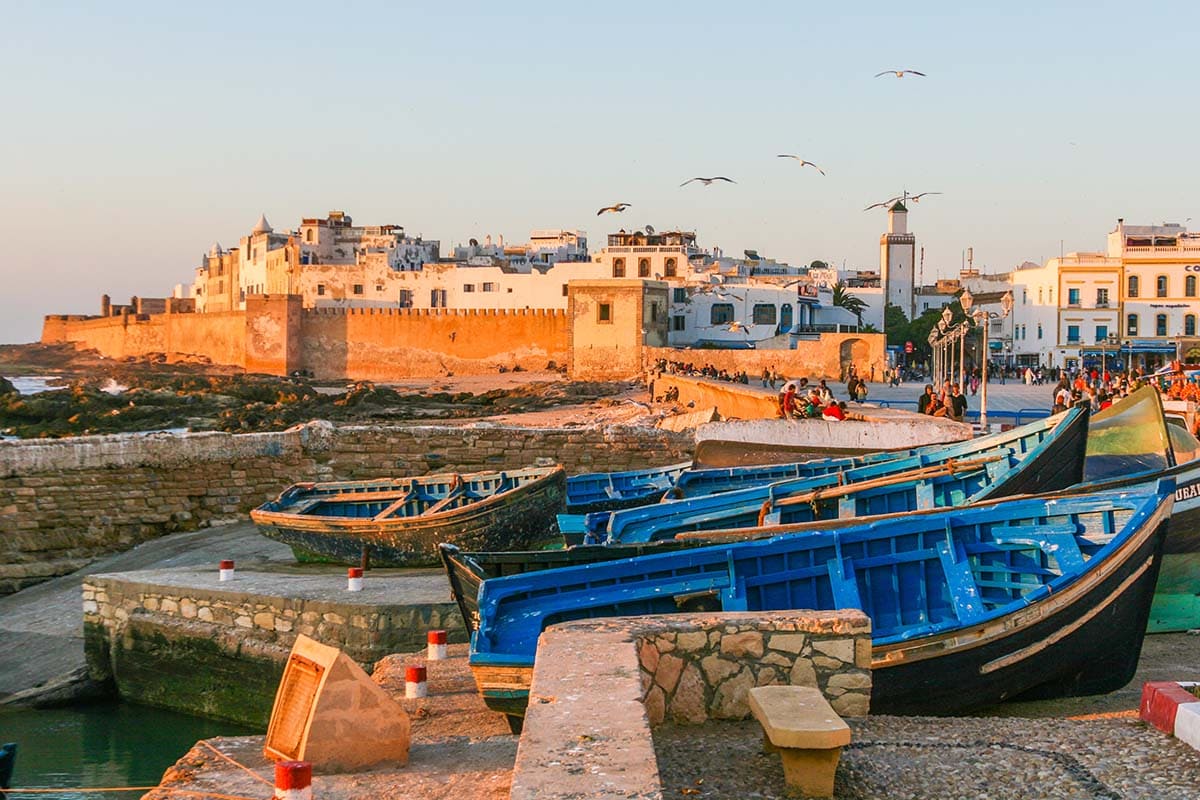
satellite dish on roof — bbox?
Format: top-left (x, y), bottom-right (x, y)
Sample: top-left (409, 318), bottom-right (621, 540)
top-left (645, 225), bottom-right (655, 235)
top-left (469, 238), bottom-right (479, 247)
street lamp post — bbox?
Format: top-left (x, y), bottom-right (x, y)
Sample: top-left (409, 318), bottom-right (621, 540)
top-left (927, 330), bottom-right (938, 383)
top-left (971, 290), bottom-right (1014, 431)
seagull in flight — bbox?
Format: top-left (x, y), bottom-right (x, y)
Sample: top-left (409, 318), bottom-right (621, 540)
top-left (680, 176), bottom-right (736, 187)
top-left (597, 203), bottom-right (632, 216)
top-left (726, 321), bottom-right (752, 334)
top-left (777, 155), bottom-right (825, 175)
top-left (875, 69), bottom-right (926, 78)
top-left (909, 192), bottom-right (942, 202)
top-left (864, 197), bottom-right (902, 211)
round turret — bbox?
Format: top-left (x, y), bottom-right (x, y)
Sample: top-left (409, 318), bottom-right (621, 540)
top-left (252, 213), bottom-right (273, 235)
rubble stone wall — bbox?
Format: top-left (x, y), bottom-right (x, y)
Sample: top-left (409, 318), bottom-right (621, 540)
top-left (511, 610), bottom-right (871, 800)
top-left (0, 421), bottom-right (693, 594)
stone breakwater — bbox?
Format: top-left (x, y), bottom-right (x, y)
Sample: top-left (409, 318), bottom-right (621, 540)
top-left (0, 420), bottom-right (692, 594)
top-left (510, 610), bottom-right (870, 800)
top-left (635, 612), bottom-right (873, 724)
top-left (83, 569), bottom-right (464, 726)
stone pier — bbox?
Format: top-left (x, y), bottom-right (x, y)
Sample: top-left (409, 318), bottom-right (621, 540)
top-left (83, 567), bottom-right (464, 726)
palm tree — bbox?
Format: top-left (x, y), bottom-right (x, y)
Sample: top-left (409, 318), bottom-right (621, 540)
top-left (831, 281), bottom-right (868, 326)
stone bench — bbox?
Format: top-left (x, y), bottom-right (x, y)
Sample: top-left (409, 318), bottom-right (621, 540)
top-left (748, 685), bottom-right (851, 798)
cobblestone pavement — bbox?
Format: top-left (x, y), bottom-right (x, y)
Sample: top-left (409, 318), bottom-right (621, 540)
top-left (655, 714), bottom-right (1200, 799)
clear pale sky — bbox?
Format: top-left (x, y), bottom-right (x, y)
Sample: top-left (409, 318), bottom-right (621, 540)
top-left (2, 1), bottom-right (1198, 343)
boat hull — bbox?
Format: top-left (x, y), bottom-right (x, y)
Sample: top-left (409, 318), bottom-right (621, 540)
top-left (252, 469), bottom-right (566, 567)
top-left (870, 505), bottom-right (1169, 713)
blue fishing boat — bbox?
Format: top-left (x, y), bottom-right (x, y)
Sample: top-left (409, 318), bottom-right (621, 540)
top-left (250, 466), bottom-right (565, 566)
top-left (565, 461), bottom-right (691, 515)
top-left (586, 406), bottom-right (1089, 544)
top-left (469, 481), bottom-right (1172, 722)
top-left (1078, 385), bottom-right (1200, 631)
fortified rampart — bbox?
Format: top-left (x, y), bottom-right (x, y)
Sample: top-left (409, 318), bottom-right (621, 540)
top-left (43, 297), bottom-right (569, 379)
top-left (0, 421), bottom-right (692, 595)
top-left (645, 333), bottom-right (888, 384)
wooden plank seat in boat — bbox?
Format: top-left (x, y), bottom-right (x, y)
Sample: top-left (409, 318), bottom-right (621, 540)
top-left (748, 685), bottom-right (850, 799)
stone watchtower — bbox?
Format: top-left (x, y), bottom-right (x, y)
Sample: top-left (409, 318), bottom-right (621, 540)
top-left (880, 201), bottom-right (916, 321)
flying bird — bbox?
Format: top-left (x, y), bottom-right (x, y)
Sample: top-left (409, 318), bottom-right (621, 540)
top-left (776, 155), bottom-right (825, 175)
top-left (597, 203), bottom-right (632, 216)
top-left (726, 321), bottom-right (752, 334)
top-left (864, 197), bottom-right (902, 211)
top-left (875, 69), bottom-right (926, 78)
top-left (909, 192), bottom-right (942, 202)
top-left (680, 177), bottom-right (736, 187)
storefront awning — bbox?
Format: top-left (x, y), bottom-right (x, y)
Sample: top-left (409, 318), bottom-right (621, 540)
top-left (1080, 341), bottom-right (1177, 355)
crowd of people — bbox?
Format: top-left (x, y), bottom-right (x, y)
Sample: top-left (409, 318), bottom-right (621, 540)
top-left (656, 359), bottom-right (753, 385)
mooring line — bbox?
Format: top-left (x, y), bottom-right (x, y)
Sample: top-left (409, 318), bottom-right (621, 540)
top-left (198, 740), bottom-right (274, 787)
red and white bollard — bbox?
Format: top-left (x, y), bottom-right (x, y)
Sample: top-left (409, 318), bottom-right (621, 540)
top-left (219, 559), bottom-right (235, 582)
top-left (427, 629), bottom-right (448, 660)
top-left (405, 665), bottom-right (428, 699)
top-left (347, 567), bottom-right (363, 592)
top-left (274, 760), bottom-right (312, 800)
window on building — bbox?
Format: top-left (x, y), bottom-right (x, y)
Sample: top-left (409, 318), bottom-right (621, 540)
top-left (638, 258), bottom-right (651, 278)
top-left (1189, 275), bottom-right (1198, 297)
top-left (1127, 313), bottom-right (1138, 336)
top-left (1096, 288), bottom-right (1109, 306)
top-left (1037, 324), bottom-right (1043, 339)
top-left (665, 257), bottom-right (677, 277)
top-left (1187, 315), bottom-right (1197, 336)
top-left (1067, 325), bottom-right (1080, 343)
top-left (1157, 275), bottom-right (1169, 297)
top-left (1096, 324), bottom-right (1108, 343)
top-left (317, 284), bottom-right (326, 296)
top-left (671, 315), bottom-right (686, 331)
top-left (398, 289), bottom-right (413, 308)
top-left (1038, 288), bottom-right (1043, 304)
top-left (613, 258), bottom-right (625, 278)
top-left (375, 283), bottom-right (384, 293)
top-left (649, 302), bottom-right (659, 323)
top-left (562, 283), bottom-right (568, 297)
top-left (710, 303), bottom-right (735, 325)
top-left (463, 284), bottom-right (475, 292)
top-left (752, 304), bottom-right (777, 325)
top-left (482, 282), bottom-right (496, 292)
top-left (1128, 275), bottom-right (1139, 297)
top-left (431, 289), bottom-right (447, 307)
top-left (1068, 288), bottom-right (1080, 306)
top-left (1049, 288), bottom-right (1053, 303)
top-left (673, 288), bottom-right (687, 303)
top-left (1157, 314), bottom-right (1168, 336)
top-left (598, 303), bottom-right (612, 323)
top-left (353, 284), bottom-right (364, 295)
top-left (305, 229), bottom-right (313, 243)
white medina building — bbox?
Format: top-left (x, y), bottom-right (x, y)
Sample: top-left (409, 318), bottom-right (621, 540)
top-left (1007, 219), bottom-right (1200, 371)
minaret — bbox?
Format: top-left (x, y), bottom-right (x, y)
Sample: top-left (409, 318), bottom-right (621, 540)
top-left (880, 200), bottom-right (917, 321)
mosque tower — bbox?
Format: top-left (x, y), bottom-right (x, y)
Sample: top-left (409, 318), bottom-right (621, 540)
top-left (880, 199), bottom-right (916, 321)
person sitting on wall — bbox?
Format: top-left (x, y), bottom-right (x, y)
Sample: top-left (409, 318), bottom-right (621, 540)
top-left (822, 399), bottom-right (847, 421)
top-left (780, 381), bottom-right (798, 419)
top-left (917, 384), bottom-right (935, 415)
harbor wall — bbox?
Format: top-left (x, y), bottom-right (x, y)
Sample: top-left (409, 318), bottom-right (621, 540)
top-left (645, 332), bottom-right (888, 384)
top-left (300, 307), bottom-right (569, 380)
top-left (0, 421), bottom-right (693, 595)
top-left (43, 299), bottom-right (571, 379)
top-left (510, 610), bottom-right (871, 800)
top-left (82, 572), bottom-right (465, 726)
top-left (653, 373), bottom-right (780, 420)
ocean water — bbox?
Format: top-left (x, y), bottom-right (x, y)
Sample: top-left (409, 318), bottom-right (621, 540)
top-left (0, 701), bottom-right (259, 798)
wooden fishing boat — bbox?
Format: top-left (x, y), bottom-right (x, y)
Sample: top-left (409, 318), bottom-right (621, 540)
top-left (586, 406), bottom-right (1089, 544)
top-left (439, 541), bottom-right (707, 633)
top-left (250, 466), bottom-right (566, 567)
top-left (469, 481), bottom-right (1172, 722)
top-left (1079, 385), bottom-right (1200, 631)
top-left (565, 461), bottom-right (691, 514)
